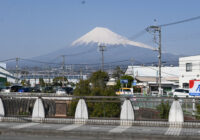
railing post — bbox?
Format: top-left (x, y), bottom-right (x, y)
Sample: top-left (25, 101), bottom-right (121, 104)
top-left (168, 97), bottom-right (184, 124)
top-left (32, 97), bottom-right (45, 121)
top-left (0, 97), bottom-right (5, 119)
top-left (120, 99), bottom-right (134, 126)
top-left (75, 99), bottom-right (88, 124)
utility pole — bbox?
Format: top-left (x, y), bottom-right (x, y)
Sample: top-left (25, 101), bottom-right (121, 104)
top-left (15, 57), bottom-right (19, 84)
top-left (61, 55), bottom-right (65, 87)
top-left (130, 58), bottom-right (134, 79)
top-left (48, 65), bottom-right (51, 84)
top-left (146, 25), bottom-right (162, 95)
top-left (80, 67), bottom-right (83, 80)
top-left (99, 45), bottom-right (106, 71)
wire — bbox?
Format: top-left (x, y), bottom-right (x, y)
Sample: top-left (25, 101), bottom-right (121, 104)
top-left (20, 58), bottom-right (61, 65)
top-left (0, 58), bottom-right (16, 62)
top-left (129, 30), bottom-right (147, 40)
top-left (61, 48), bottom-right (96, 57)
top-left (158, 15), bottom-right (200, 27)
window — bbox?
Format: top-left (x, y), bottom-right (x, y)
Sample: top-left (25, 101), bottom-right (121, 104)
top-left (183, 83), bottom-right (189, 89)
top-left (186, 63), bottom-right (192, 72)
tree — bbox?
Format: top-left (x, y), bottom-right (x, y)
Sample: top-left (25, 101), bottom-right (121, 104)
top-left (112, 66), bottom-right (124, 79)
top-left (69, 71), bottom-right (120, 118)
top-left (5, 81), bottom-right (11, 87)
top-left (39, 78), bottom-right (45, 87)
top-left (21, 80), bottom-right (26, 86)
top-left (73, 80), bottom-right (91, 96)
top-left (89, 70), bottom-right (109, 88)
top-left (156, 101), bottom-right (170, 119)
top-left (53, 76), bottom-right (67, 86)
top-left (196, 104), bottom-right (200, 119)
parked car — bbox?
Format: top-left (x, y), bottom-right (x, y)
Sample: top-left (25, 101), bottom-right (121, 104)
top-left (63, 87), bottom-right (73, 95)
top-left (43, 86), bottom-right (54, 93)
top-left (18, 87), bottom-right (31, 93)
top-left (1, 87), bottom-right (11, 93)
top-left (167, 91), bottom-right (174, 97)
top-left (56, 88), bottom-right (67, 95)
top-left (173, 89), bottom-right (190, 98)
top-left (31, 87), bottom-right (41, 93)
top-left (11, 85), bottom-right (22, 92)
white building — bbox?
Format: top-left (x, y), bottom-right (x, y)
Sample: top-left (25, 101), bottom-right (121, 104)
top-left (125, 66), bottom-right (179, 92)
top-left (125, 66), bottom-right (179, 78)
top-left (0, 63), bottom-right (16, 85)
top-left (179, 55), bottom-right (200, 88)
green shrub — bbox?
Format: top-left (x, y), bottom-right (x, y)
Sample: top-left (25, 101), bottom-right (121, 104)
top-left (156, 101), bottom-right (170, 119)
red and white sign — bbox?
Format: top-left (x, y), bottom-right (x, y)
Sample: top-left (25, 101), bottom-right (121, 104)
top-left (189, 80), bottom-right (200, 96)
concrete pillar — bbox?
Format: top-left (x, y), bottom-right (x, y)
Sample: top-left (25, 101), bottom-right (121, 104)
top-left (168, 100), bottom-right (184, 123)
top-left (120, 99), bottom-right (134, 125)
top-left (0, 98), bottom-right (5, 117)
top-left (32, 97), bottom-right (45, 119)
top-left (75, 99), bottom-right (88, 123)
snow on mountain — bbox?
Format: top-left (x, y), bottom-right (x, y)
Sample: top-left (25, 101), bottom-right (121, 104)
top-left (72, 27), bottom-right (154, 50)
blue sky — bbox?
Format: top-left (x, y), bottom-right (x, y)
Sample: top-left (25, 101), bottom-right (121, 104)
top-left (0, 0), bottom-right (200, 60)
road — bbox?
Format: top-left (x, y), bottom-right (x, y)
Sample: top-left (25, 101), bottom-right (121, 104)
top-left (0, 122), bottom-right (199, 139)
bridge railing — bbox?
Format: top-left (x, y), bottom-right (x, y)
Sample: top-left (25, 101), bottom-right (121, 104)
top-left (0, 94), bottom-right (199, 123)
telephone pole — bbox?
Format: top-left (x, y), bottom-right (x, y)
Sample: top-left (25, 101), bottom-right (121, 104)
top-left (146, 26), bottom-right (162, 95)
top-left (130, 58), bottom-right (134, 79)
top-left (61, 55), bottom-right (65, 87)
top-left (99, 45), bottom-right (106, 71)
top-left (15, 57), bottom-right (19, 84)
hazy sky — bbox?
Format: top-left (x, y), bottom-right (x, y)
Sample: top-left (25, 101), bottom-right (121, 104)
top-left (0, 0), bottom-right (200, 61)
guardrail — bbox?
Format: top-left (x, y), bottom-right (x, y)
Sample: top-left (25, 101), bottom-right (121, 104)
top-left (0, 94), bottom-right (199, 126)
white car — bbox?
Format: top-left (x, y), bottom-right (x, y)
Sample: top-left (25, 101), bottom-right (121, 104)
top-left (173, 89), bottom-right (190, 98)
top-left (56, 89), bottom-right (67, 95)
top-left (1, 87), bottom-right (11, 93)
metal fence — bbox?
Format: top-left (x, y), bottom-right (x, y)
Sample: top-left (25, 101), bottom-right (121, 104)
top-left (0, 94), bottom-right (200, 122)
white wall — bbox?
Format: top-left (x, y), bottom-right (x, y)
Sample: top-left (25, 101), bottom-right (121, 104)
top-left (0, 66), bottom-right (16, 83)
top-left (125, 66), bottom-right (179, 78)
top-left (179, 55), bottom-right (200, 88)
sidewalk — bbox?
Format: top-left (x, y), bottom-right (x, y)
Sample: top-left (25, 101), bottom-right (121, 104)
top-left (0, 122), bottom-right (200, 139)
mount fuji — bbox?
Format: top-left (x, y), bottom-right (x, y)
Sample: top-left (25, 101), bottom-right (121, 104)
top-left (19, 27), bottom-right (179, 67)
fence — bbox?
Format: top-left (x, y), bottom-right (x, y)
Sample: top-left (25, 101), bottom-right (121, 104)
top-left (0, 94), bottom-right (200, 122)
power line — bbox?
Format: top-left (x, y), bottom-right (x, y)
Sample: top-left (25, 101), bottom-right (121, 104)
top-left (0, 58), bottom-right (16, 62)
top-left (129, 30), bottom-right (147, 40)
top-left (61, 48), bottom-right (96, 57)
top-left (158, 15), bottom-right (200, 27)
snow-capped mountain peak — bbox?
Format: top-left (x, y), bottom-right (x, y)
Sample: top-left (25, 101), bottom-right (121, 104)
top-left (71, 27), bottom-right (153, 49)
